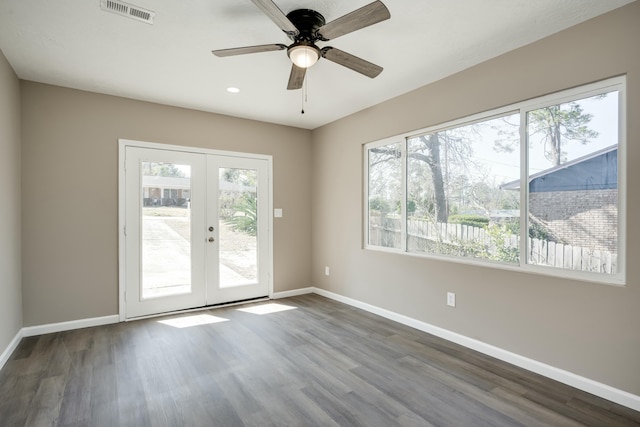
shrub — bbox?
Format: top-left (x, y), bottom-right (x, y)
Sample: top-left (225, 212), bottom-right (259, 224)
top-left (448, 214), bottom-right (489, 228)
top-left (226, 194), bottom-right (257, 236)
top-left (369, 197), bottom-right (391, 213)
top-left (395, 199), bottom-right (417, 214)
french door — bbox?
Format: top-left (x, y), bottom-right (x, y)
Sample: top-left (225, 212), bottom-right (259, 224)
top-left (123, 145), bottom-right (271, 318)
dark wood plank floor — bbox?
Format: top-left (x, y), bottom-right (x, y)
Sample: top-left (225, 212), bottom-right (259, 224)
top-left (1, 294), bottom-right (639, 426)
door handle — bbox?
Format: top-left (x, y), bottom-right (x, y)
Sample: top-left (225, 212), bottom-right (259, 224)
top-left (208, 237), bottom-right (215, 242)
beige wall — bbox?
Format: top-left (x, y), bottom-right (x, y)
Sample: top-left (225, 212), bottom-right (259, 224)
top-left (10, 0), bottom-right (640, 400)
top-left (0, 49), bottom-right (22, 352)
top-left (21, 82), bottom-right (312, 326)
top-left (311, 2), bottom-right (640, 395)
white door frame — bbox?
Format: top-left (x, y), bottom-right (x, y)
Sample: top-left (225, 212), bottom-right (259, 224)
top-left (118, 139), bottom-right (274, 321)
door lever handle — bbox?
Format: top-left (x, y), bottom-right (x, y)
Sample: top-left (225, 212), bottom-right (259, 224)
top-left (208, 237), bottom-right (215, 242)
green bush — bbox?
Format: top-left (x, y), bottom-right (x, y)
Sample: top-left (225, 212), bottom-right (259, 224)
top-left (226, 194), bottom-right (257, 236)
top-left (369, 197), bottom-right (391, 213)
top-left (448, 214), bottom-right (489, 228)
top-left (529, 220), bottom-right (551, 241)
top-left (503, 219), bottom-right (520, 235)
top-left (407, 199), bottom-right (417, 214)
top-left (395, 199), bottom-right (417, 214)
top-left (485, 224), bottom-right (520, 263)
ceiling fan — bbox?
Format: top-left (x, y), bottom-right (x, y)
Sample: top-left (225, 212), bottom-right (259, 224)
top-left (212, 0), bottom-right (390, 90)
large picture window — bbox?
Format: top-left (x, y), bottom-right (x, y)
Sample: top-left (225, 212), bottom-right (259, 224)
top-left (364, 77), bottom-right (625, 284)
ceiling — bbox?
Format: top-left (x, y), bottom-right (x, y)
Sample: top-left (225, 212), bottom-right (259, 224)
top-left (0, 0), bottom-right (634, 130)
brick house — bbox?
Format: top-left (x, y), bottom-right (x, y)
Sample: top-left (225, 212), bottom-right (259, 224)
top-left (142, 175), bottom-right (191, 206)
top-left (502, 145), bottom-right (617, 252)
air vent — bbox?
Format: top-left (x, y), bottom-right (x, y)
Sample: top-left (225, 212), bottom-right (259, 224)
top-left (100, 0), bottom-right (155, 24)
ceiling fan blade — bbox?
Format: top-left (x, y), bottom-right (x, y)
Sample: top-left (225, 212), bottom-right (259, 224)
top-left (317, 1), bottom-right (390, 41)
top-left (287, 64), bottom-right (306, 90)
top-left (250, 0), bottom-right (299, 36)
top-left (212, 44), bottom-right (287, 57)
top-left (321, 47), bottom-right (383, 78)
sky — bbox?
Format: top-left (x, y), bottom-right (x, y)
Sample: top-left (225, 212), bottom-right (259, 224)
top-left (472, 90), bottom-right (619, 184)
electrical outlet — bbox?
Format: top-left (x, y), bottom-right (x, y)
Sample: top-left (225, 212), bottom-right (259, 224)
top-left (447, 292), bottom-right (456, 307)
top-left (325, 266), bottom-right (330, 276)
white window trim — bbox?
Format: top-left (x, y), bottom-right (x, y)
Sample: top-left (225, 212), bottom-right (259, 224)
top-left (363, 76), bottom-right (626, 286)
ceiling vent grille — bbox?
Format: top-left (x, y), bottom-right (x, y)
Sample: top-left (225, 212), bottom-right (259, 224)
top-left (100, 0), bottom-right (155, 24)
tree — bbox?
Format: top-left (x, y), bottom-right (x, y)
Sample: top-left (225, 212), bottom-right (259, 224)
top-left (142, 162), bottom-right (185, 177)
top-left (368, 144), bottom-right (402, 215)
top-left (494, 98), bottom-right (601, 166)
top-left (372, 126), bottom-right (482, 224)
top-left (370, 138), bottom-right (449, 221)
top-left (528, 102), bottom-right (599, 166)
top-left (409, 134), bottom-right (448, 222)
top-left (467, 180), bottom-right (518, 215)
top-left (407, 126), bottom-right (480, 223)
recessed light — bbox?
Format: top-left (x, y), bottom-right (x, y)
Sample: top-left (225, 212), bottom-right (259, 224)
top-left (226, 87), bottom-right (240, 93)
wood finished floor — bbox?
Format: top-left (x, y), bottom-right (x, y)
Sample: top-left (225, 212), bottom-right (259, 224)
top-left (1, 294), bottom-right (639, 427)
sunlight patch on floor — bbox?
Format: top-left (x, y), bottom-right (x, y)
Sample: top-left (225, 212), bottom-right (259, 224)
top-left (158, 313), bottom-right (229, 328)
top-left (237, 303), bottom-right (297, 315)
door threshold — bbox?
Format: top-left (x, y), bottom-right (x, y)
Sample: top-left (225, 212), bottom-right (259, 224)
top-left (125, 296), bottom-right (270, 321)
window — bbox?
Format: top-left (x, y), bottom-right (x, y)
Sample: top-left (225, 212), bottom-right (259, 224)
top-left (525, 91), bottom-right (620, 274)
top-left (364, 77), bottom-right (625, 284)
top-left (406, 113), bottom-right (520, 263)
top-left (367, 141), bottom-right (403, 249)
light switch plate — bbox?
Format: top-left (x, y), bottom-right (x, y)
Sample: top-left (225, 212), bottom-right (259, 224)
top-left (274, 208), bottom-right (283, 218)
top-left (447, 292), bottom-right (456, 307)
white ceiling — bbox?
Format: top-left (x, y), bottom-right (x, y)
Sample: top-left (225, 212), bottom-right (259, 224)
top-left (0, 0), bottom-right (634, 129)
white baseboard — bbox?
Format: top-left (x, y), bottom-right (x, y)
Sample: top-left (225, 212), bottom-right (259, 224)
top-left (312, 287), bottom-right (640, 412)
top-left (271, 287), bottom-right (314, 299)
top-left (5, 289), bottom-right (639, 411)
top-left (22, 314), bottom-right (120, 337)
top-left (0, 329), bottom-right (24, 370)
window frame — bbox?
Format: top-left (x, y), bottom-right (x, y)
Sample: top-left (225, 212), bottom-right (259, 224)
top-left (363, 76), bottom-right (626, 286)
top-left (364, 136), bottom-right (406, 250)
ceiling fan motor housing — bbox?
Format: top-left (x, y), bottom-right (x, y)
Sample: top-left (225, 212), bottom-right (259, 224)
top-left (285, 9), bottom-right (325, 67)
top-left (285, 9), bottom-right (326, 42)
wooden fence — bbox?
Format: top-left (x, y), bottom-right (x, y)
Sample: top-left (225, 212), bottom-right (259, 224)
top-left (369, 215), bottom-right (616, 274)
top-left (527, 237), bottom-right (616, 274)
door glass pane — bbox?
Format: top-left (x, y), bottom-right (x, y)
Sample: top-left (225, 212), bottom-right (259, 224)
top-left (219, 168), bottom-right (258, 287)
top-left (141, 161), bottom-right (192, 298)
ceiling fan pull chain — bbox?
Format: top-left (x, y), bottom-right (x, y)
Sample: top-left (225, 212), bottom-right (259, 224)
top-left (301, 73), bottom-right (308, 114)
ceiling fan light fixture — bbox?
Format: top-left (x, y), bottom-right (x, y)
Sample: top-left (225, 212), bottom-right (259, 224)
top-left (288, 44), bottom-right (320, 68)
top-left (211, 1), bottom-right (391, 90)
